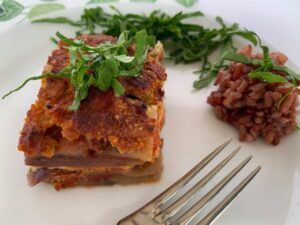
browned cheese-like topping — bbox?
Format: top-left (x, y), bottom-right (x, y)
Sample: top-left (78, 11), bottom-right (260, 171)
top-left (18, 34), bottom-right (167, 156)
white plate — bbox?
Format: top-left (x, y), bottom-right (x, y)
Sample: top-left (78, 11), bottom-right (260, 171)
top-left (0, 2), bottom-right (300, 225)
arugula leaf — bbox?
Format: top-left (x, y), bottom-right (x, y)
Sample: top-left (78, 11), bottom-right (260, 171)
top-left (111, 79), bottom-right (125, 96)
top-left (68, 85), bottom-right (89, 111)
top-left (134, 30), bottom-right (148, 62)
top-left (193, 40), bottom-right (233, 89)
top-left (95, 57), bottom-right (118, 91)
top-left (223, 51), bottom-right (251, 64)
top-left (114, 55), bottom-right (135, 63)
top-left (215, 16), bottom-right (226, 28)
top-left (56, 31), bottom-right (82, 47)
top-left (248, 71), bottom-right (287, 83)
top-left (193, 72), bottom-right (215, 89)
top-left (2, 74), bottom-right (50, 99)
top-left (273, 65), bottom-right (300, 83)
top-left (232, 31), bottom-right (258, 46)
top-left (67, 46), bottom-right (77, 66)
top-left (50, 36), bottom-right (58, 44)
top-left (118, 67), bottom-right (141, 77)
top-left (117, 31), bottom-right (128, 45)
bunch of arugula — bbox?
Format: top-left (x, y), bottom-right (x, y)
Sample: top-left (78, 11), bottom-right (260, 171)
top-left (2, 29), bottom-right (155, 111)
top-left (32, 7), bottom-right (259, 85)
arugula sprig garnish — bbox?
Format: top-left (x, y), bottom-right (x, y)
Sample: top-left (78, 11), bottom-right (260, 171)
top-left (223, 37), bottom-right (300, 85)
top-left (193, 39), bottom-right (235, 89)
top-left (195, 33), bottom-right (300, 88)
top-left (2, 29), bottom-right (155, 111)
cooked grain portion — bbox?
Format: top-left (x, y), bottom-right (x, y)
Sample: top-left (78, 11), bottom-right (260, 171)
top-left (208, 45), bottom-right (299, 145)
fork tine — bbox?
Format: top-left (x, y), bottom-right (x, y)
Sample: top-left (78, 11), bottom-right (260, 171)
top-left (155, 146), bottom-right (241, 223)
top-left (172, 155), bottom-right (253, 225)
top-left (197, 166), bottom-right (261, 225)
top-left (150, 138), bottom-right (232, 216)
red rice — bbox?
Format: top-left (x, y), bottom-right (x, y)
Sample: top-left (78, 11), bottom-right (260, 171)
top-left (207, 45), bottom-right (299, 145)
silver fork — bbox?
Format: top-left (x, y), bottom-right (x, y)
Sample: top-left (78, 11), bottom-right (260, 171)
top-left (117, 139), bottom-right (261, 225)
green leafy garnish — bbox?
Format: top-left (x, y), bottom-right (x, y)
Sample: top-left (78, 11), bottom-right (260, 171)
top-left (2, 74), bottom-right (53, 99)
top-left (198, 33), bottom-right (300, 87)
top-left (248, 71), bottom-right (287, 83)
top-left (2, 30), bottom-right (154, 111)
top-left (32, 7), bottom-right (257, 70)
top-left (193, 39), bottom-right (234, 89)
top-left (49, 36), bottom-right (58, 44)
top-left (223, 51), bottom-right (252, 64)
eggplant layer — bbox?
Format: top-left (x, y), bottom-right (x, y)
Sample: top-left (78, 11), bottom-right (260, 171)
top-left (28, 156), bottom-right (162, 190)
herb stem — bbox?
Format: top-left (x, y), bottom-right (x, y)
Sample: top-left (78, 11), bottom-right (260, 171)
top-left (2, 74), bottom-right (50, 99)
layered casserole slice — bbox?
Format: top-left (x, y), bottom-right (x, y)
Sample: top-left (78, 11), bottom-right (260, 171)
top-left (18, 33), bottom-right (167, 190)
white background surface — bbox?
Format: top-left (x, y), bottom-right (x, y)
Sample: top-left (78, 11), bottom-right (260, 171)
top-left (0, 1), bottom-right (300, 225)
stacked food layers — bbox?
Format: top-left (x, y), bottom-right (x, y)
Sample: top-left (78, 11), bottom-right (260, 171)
top-left (18, 34), bottom-right (167, 190)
